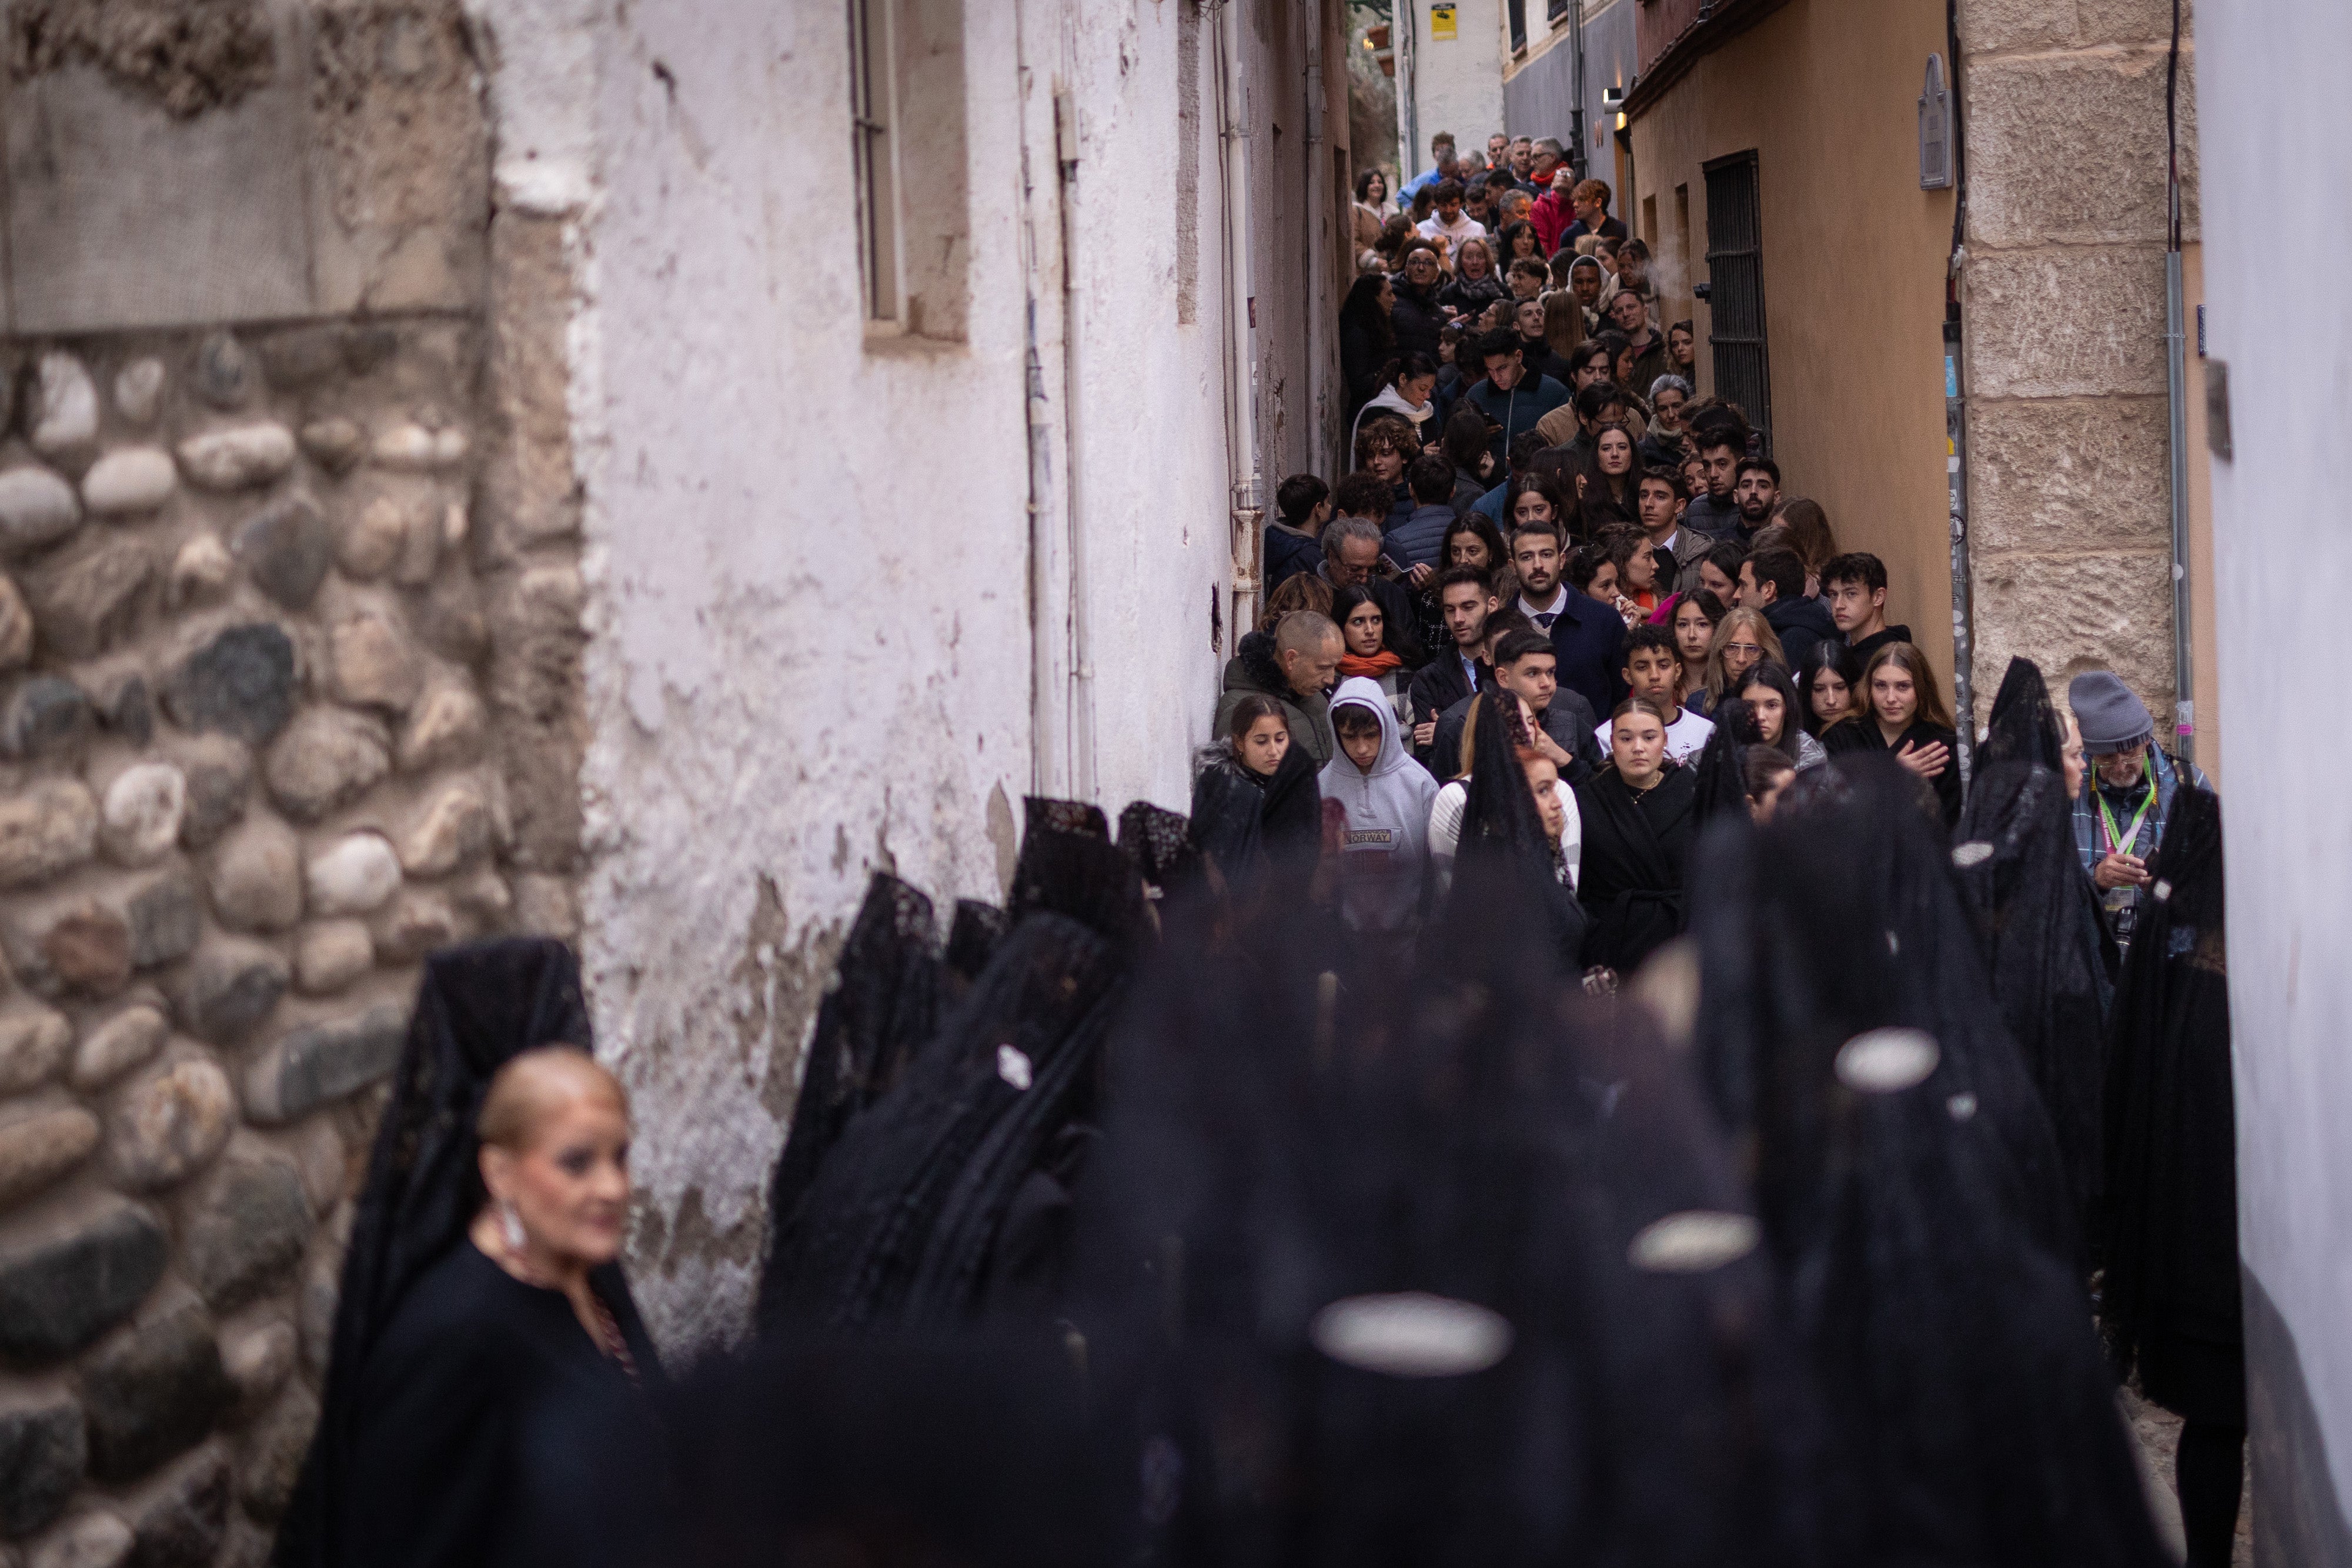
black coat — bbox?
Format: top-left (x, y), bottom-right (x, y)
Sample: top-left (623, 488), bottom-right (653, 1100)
top-left (1341, 319), bottom-right (1394, 413)
top-left (1389, 276), bottom-right (1446, 358)
top-left (339, 1243), bottom-right (660, 1568)
top-left (1762, 593), bottom-right (1838, 677)
top-left (1406, 649), bottom-right (1488, 764)
top-left (1546, 589), bottom-right (1629, 719)
top-left (1573, 765), bottom-right (1696, 974)
top-left (1429, 689), bottom-right (1602, 784)
top-left (1825, 718), bottom-right (1963, 829)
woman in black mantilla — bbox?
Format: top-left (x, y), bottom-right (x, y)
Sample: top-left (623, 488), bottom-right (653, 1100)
top-left (2102, 786), bottom-right (2244, 1568)
top-left (277, 940), bottom-right (662, 1568)
top-left (1574, 695), bottom-right (1697, 977)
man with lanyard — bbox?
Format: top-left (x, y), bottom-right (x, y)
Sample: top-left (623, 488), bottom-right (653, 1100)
top-left (2067, 671), bottom-right (2212, 953)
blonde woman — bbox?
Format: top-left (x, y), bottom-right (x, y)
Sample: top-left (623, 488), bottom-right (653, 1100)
top-left (1692, 607), bottom-right (1784, 716)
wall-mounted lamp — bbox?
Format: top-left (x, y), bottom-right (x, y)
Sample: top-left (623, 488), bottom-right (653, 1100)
top-left (1601, 86), bottom-right (1626, 109)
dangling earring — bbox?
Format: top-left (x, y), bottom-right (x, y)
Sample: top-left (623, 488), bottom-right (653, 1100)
top-left (499, 1199), bottom-right (526, 1254)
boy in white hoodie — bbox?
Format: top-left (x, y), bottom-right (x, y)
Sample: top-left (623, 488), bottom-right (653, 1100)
top-left (1319, 677), bottom-right (1441, 938)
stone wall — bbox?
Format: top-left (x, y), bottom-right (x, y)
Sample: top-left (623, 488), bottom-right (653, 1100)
top-left (1958, 0), bottom-right (2199, 727)
top-left (0, 319), bottom-right (511, 1568)
top-left (0, 3), bottom-right (583, 1564)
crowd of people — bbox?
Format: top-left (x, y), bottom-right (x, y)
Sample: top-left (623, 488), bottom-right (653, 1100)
top-left (1203, 123), bottom-right (2243, 1563)
top-left (253, 127), bottom-right (2241, 1568)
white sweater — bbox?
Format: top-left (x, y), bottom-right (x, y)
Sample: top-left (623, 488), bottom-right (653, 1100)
top-left (1426, 777), bottom-right (1581, 901)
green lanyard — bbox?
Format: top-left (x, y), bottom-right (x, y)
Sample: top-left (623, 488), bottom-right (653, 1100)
top-left (2096, 769), bottom-right (2159, 859)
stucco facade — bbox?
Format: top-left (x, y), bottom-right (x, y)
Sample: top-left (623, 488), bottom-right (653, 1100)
top-left (2197, 3), bottom-right (2352, 1557)
top-left (478, 0), bottom-right (1353, 1350)
top-left (0, 2), bottom-right (1354, 1556)
top-left (1395, 0), bottom-right (1506, 182)
top-left (1624, 0), bottom-right (1960, 688)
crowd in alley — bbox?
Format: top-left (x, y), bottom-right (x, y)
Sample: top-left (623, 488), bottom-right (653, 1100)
top-left (1182, 123), bottom-right (2244, 1566)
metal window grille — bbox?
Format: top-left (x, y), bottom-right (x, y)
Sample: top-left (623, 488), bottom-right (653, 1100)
top-left (848, 0), bottom-right (899, 322)
top-left (1703, 151), bottom-right (1771, 454)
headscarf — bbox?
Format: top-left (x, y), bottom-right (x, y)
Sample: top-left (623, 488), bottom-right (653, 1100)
top-left (1318, 677), bottom-right (1439, 934)
top-left (279, 938), bottom-right (634, 1568)
top-left (1978, 656), bottom-right (2066, 772)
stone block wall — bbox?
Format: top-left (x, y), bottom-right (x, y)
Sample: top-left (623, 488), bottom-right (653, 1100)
top-left (0, 320), bottom-right (516, 1567)
top-left (1957, 0), bottom-right (2198, 728)
top-left (0, 4), bottom-right (594, 1560)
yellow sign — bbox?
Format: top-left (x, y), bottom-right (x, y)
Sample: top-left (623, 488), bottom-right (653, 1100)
top-left (1431, 4), bottom-right (1457, 39)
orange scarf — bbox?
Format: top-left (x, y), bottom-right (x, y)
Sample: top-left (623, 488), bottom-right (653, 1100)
top-left (1337, 650), bottom-right (1405, 679)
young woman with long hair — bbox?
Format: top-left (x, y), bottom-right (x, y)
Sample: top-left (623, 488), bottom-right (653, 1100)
top-left (1349, 352), bottom-right (1444, 453)
top-left (1734, 660), bottom-right (1828, 771)
top-left (1575, 421), bottom-right (1642, 531)
top-left (1796, 640), bottom-right (1864, 740)
top-left (1668, 590), bottom-right (1726, 715)
top-left (1330, 584), bottom-right (1413, 721)
top-left (1825, 641), bottom-right (1962, 827)
top-left (1572, 696), bottom-right (1698, 978)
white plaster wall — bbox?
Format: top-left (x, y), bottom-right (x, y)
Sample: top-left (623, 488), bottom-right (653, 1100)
top-left (1403, 0), bottom-right (1506, 176)
top-left (2196, 0), bottom-right (2352, 1525)
top-left (1054, 2), bottom-right (1241, 823)
top-left (478, 0), bottom-right (1254, 1351)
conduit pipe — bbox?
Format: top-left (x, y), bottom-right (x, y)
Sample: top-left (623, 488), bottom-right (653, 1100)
top-left (1212, 0), bottom-right (1264, 637)
top-left (2163, 0), bottom-right (2195, 765)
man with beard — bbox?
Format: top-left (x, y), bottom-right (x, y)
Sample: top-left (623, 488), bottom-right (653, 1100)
top-left (1731, 456), bottom-right (1780, 546)
top-left (1406, 566), bottom-right (1501, 765)
top-left (2067, 670), bottom-right (2211, 954)
top-left (1681, 426), bottom-right (1746, 539)
top-left (1509, 515), bottom-right (1626, 716)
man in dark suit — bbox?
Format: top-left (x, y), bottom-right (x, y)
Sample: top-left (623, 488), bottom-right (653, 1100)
top-left (1405, 566), bottom-right (1498, 768)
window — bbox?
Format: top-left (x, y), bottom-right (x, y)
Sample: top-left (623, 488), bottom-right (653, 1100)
top-left (849, 0), bottom-right (898, 324)
top-left (848, 0), bottom-right (970, 342)
top-left (1703, 151), bottom-right (1772, 453)
top-left (1508, 0), bottom-right (1527, 51)
top-left (1548, 0), bottom-right (1571, 21)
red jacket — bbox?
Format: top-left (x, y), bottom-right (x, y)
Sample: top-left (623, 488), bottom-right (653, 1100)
top-left (1531, 188), bottom-right (1576, 257)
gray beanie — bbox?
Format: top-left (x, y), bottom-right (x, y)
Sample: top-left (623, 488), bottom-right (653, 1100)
top-left (2067, 671), bottom-right (2154, 754)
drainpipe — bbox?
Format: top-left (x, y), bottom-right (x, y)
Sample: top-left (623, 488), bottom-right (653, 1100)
top-left (1214, 1), bottom-right (1264, 639)
top-left (1943, 0), bottom-right (1973, 785)
top-left (2163, 0), bottom-right (2194, 766)
top-left (1055, 89), bottom-right (1097, 803)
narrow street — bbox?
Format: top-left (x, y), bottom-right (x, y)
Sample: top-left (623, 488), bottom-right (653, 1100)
top-left (0, 1), bottom-right (2336, 1564)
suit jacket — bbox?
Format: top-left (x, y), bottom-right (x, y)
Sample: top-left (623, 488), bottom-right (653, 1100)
top-left (1429, 688), bottom-right (1602, 783)
top-left (1546, 590), bottom-right (1629, 718)
top-left (1406, 650), bottom-right (1488, 764)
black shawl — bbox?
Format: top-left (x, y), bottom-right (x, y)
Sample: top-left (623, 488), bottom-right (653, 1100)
top-left (1452, 684), bottom-right (1588, 969)
top-left (2102, 785), bottom-right (2241, 1426)
top-left (1689, 761), bottom-right (2169, 1568)
top-left (1690, 696), bottom-right (1754, 827)
top-left (279, 938), bottom-right (656, 1568)
top-left (758, 877), bottom-right (944, 1332)
top-left (1977, 656), bottom-right (2066, 772)
top-left (1952, 760), bottom-right (2116, 1258)
top-left (1573, 764), bottom-right (1696, 974)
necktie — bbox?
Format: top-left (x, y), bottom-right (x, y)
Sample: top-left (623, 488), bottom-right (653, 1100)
top-left (1534, 611), bottom-right (1558, 630)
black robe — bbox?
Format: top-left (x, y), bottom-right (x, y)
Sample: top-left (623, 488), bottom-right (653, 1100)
top-left (1573, 765), bottom-right (1696, 973)
top-left (339, 1243), bottom-right (660, 1568)
top-left (2102, 786), bottom-right (2240, 1426)
top-left (1823, 717), bottom-right (1963, 829)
